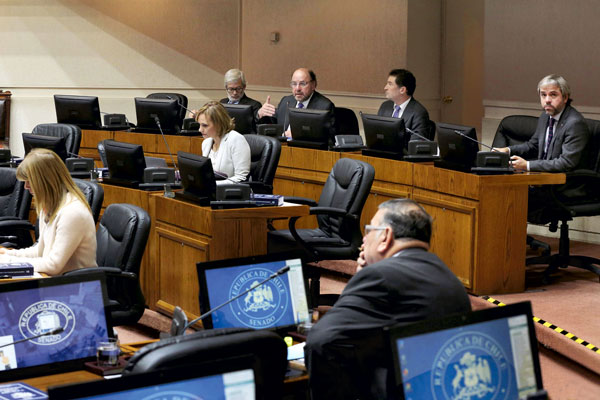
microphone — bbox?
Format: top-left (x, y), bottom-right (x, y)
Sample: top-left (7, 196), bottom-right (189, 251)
top-left (165, 96), bottom-right (196, 118)
top-left (450, 128), bottom-right (497, 152)
top-left (181, 265), bottom-right (291, 333)
top-left (406, 127), bottom-right (433, 142)
top-left (0, 326), bottom-right (65, 349)
top-left (448, 128), bottom-right (513, 169)
top-left (151, 114), bottom-right (179, 176)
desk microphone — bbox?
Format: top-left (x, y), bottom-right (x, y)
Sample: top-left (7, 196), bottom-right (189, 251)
top-left (165, 96), bottom-right (196, 118)
top-left (406, 127), bottom-right (433, 142)
top-left (0, 326), bottom-right (65, 349)
top-left (449, 128), bottom-right (498, 152)
top-left (151, 114), bottom-right (179, 176)
top-left (181, 265), bottom-right (291, 334)
top-left (448, 128), bottom-right (514, 169)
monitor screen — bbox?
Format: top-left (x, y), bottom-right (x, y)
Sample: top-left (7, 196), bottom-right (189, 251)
top-left (288, 108), bottom-right (333, 150)
top-left (360, 113), bottom-right (406, 160)
top-left (48, 366), bottom-right (255, 400)
top-left (22, 133), bottom-right (68, 162)
top-left (54, 95), bottom-right (102, 130)
top-left (224, 104), bottom-right (256, 135)
top-left (134, 97), bottom-right (180, 135)
top-left (175, 151), bottom-right (217, 205)
top-left (103, 140), bottom-right (146, 188)
top-left (197, 253), bottom-right (310, 331)
top-left (388, 302), bottom-right (543, 400)
top-left (435, 122), bottom-right (479, 172)
top-left (0, 274), bottom-right (112, 382)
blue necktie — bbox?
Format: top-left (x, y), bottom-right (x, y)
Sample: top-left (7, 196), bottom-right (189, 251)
top-left (392, 105), bottom-right (401, 118)
top-left (297, 103), bottom-right (304, 109)
top-left (543, 117), bottom-right (555, 159)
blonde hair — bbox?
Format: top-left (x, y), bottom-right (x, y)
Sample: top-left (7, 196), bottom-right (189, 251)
top-left (16, 148), bottom-right (91, 223)
top-left (194, 101), bottom-right (235, 138)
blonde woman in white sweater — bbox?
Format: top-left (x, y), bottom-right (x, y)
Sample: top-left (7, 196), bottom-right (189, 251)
top-left (0, 149), bottom-right (97, 275)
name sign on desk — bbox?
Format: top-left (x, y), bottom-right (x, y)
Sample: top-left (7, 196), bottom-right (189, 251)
top-left (0, 382), bottom-right (47, 399)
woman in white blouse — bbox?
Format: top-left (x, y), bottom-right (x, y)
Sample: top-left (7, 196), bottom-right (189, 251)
top-left (0, 149), bottom-right (97, 275)
top-left (196, 101), bottom-right (251, 184)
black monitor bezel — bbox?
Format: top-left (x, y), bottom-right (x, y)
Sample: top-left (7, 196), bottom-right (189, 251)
top-left (435, 122), bottom-right (480, 171)
top-left (0, 273), bottom-right (113, 383)
top-left (288, 108), bottom-right (332, 150)
top-left (224, 104), bottom-right (255, 135)
top-left (54, 95), bottom-right (102, 130)
top-left (103, 140), bottom-right (147, 186)
top-left (361, 113), bottom-right (407, 152)
top-left (22, 133), bottom-right (69, 162)
top-left (134, 97), bottom-right (180, 135)
top-left (176, 151), bottom-right (217, 204)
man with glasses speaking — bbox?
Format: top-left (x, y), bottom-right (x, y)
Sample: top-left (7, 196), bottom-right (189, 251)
top-left (219, 69), bottom-right (262, 122)
top-left (304, 199), bottom-right (470, 400)
top-left (257, 67), bottom-right (335, 138)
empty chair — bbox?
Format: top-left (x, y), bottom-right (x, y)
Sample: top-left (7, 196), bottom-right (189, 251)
top-left (123, 328), bottom-right (287, 400)
top-left (66, 203), bottom-right (151, 326)
top-left (146, 92), bottom-right (189, 126)
top-left (244, 134), bottom-right (281, 194)
top-left (31, 123), bottom-right (82, 157)
top-left (334, 107), bottom-right (359, 136)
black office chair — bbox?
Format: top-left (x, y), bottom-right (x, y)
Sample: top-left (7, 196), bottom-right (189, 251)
top-left (66, 203), bottom-right (151, 326)
top-left (0, 168), bottom-right (33, 248)
top-left (123, 328), bottom-right (287, 400)
top-left (146, 93), bottom-right (188, 127)
top-left (244, 134), bottom-right (281, 194)
top-left (334, 107), bottom-right (359, 135)
top-left (267, 158), bottom-right (375, 303)
top-left (73, 179), bottom-right (104, 225)
top-left (526, 118), bottom-right (600, 281)
top-left (491, 115), bottom-right (538, 148)
top-left (31, 123), bottom-right (82, 157)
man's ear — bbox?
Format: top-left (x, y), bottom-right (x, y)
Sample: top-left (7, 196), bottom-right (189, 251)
top-left (376, 228), bottom-right (393, 253)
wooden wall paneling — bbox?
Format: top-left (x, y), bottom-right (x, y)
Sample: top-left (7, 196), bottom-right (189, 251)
top-left (80, 130), bottom-right (114, 164)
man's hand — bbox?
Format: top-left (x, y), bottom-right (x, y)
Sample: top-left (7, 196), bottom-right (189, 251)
top-left (494, 147), bottom-right (510, 153)
top-left (257, 95), bottom-right (276, 119)
top-left (356, 248), bottom-right (367, 274)
top-left (510, 155), bottom-right (528, 171)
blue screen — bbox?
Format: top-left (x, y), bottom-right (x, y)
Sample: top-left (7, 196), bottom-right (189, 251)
top-left (79, 369), bottom-right (255, 400)
top-left (395, 315), bottom-right (537, 400)
top-left (0, 280), bottom-right (109, 371)
top-left (203, 259), bottom-right (309, 330)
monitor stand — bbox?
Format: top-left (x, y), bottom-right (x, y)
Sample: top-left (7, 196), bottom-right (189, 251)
top-left (174, 191), bottom-right (211, 206)
top-left (361, 148), bottom-right (403, 161)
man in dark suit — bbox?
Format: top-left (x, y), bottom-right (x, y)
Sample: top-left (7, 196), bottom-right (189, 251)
top-left (219, 69), bottom-right (262, 120)
top-left (496, 74), bottom-right (590, 172)
top-left (257, 68), bottom-right (335, 140)
top-left (378, 69), bottom-right (432, 140)
top-left (304, 199), bottom-right (471, 400)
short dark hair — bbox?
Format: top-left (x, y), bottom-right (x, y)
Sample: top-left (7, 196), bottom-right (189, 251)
top-left (378, 198), bottom-right (432, 243)
top-left (308, 69), bottom-right (317, 84)
top-left (389, 69), bottom-right (416, 96)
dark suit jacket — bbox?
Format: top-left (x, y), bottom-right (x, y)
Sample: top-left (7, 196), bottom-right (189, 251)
top-left (378, 97), bottom-right (431, 140)
top-left (258, 91), bottom-right (336, 140)
top-left (304, 248), bottom-right (471, 400)
top-left (219, 94), bottom-right (262, 123)
top-left (508, 104), bottom-right (591, 172)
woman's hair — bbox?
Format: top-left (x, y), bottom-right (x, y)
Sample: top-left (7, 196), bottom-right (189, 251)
top-left (194, 101), bottom-right (235, 138)
top-left (16, 148), bottom-right (91, 222)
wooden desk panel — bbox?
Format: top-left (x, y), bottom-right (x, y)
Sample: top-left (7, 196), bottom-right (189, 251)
top-left (80, 129), bottom-right (113, 165)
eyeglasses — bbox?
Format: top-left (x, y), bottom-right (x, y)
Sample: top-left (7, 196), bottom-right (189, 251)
top-left (290, 81), bottom-right (312, 88)
top-left (226, 86), bottom-right (244, 93)
top-left (364, 225), bottom-right (387, 235)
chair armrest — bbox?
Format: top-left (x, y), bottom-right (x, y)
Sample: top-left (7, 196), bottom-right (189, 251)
top-left (283, 197), bottom-right (318, 207)
top-left (309, 206), bottom-right (358, 219)
top-left (0, 220), bottom-right (34, 230)
top-left (546, 169), bottom-right (600, 214)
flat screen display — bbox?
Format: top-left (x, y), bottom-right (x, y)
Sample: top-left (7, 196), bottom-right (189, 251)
top-left (197, 254), bottom-right (310, 331)
top-left (0, 274), bottom-right (112, 382)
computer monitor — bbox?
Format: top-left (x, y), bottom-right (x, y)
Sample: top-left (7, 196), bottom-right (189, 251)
top-left (175, 151), bottom-right (217, 205)
top-left (388, 302), bottom-right (544, 400)
top-left (134, 97), bottom-right (180, 135)
top-left (47, 364), bottom-right (256, 400)
top-left (103, 140), bottom-right (147, 188)
top-left (54, 95), bottom-right (102, 130)
top-left (197, 253), bottom-right (310, 332)
top-left (360, 113), bottom-right (406, 160)
top-left (22, 133), bottom-right (68, 161)
top-left (224, 104), bottom-right (256, 135)
top-left (0, 273), bottom-right (112, 382)
top-left (288, 108), bottom-right (333, 150)
top-left (434, 122), bottom-right (480, 172)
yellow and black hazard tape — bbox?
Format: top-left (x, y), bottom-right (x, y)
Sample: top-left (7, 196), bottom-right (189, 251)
top-left (481, 296), bottom-right (600, 355)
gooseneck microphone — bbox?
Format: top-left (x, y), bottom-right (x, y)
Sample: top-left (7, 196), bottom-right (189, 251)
top-left (450, 128), bottom-right (498, 152)
top-left (0, 326), bottom-right (65, 350)
top-left (165, 96), bottom-right (196, 118)
top-left (406, 127), bottom-right (433, 142)
top-left (151, 114), bottom-right (179, 176)
top-left (181, 265), bottom-right (291, 333)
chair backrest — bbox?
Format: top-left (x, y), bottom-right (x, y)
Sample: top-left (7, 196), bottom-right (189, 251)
top-left (244, 134), bottom-right (281, 194)
top-left (585, 118), bottom-right (600, 172)
top-left (334, 107), bottom-right (359, 135)
top-left (146, 92), bottom-right (188, 126)
top-left (123, 328), bottom-right (287, 400)
top-left (73, 179), bottom-right (104, 224)
top-left (491, 115), bottom-right (538, 148)
top-left (0, 167), bottom-right (31, 220)
top-left (96, 203), bottom-right (151, 275)
top-left (317, 158), bottom-right (375, 247)
top-left (427, 119), bottom-right (437, 141)
top-left (31, 123), bottom-right (82, 156)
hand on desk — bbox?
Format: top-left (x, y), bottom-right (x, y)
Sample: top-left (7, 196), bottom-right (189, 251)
top-left (509, 155), bottom-right (528, 171)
